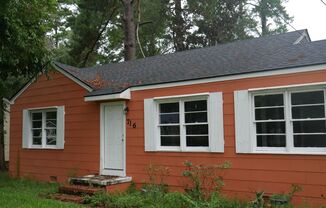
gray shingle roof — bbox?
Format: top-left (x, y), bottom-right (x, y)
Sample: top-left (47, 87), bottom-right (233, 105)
top-left (53, 30), bottom-right (326, 97)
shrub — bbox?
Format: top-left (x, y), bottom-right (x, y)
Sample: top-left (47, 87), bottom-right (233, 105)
top-left (182, 160), bottom-right (231, 200)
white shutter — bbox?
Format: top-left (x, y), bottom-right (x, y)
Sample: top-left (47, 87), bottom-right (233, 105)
top-left (208, 92), bottom-right (224, 152)
top-left (144, 99), bottom-right (156, 151)
top-left (22, 109), bottom-right (30, 148)
top-left (56, 106), bottom-right (65, 149)
top-left (234, 90), bottom-right (252, 153)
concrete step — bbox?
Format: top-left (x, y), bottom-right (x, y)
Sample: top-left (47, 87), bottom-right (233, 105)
top-left (50, 193), bottom-right (85, 204)
top-left (58, 184), bottom-right (105, 196)
top-left (69, 175), bottom-right (132, 186)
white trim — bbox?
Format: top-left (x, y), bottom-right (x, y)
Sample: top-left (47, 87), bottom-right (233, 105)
top-left (100, 101), bottom-right (126, 176)
top-left (83, 64), bottom-right (326, 101)
top-left (149, 93), bottom-right (224, 152)
top-left (85, 89), bottom-right (131, 102)
top-left (3, 98), bottom-right (11, 105)
top-left (153, 92), bottom-right (209, 100)
top-left (52, 63), bottom-right (93, 92)
top-left (249, 86), bottom-right (326, 154)
top-left (131, 64), bottom-right (326, 92)
top-left (24, 106), bottom-right (61, 111)
top-left (293, 30), bottom-right (309, 45)
top-left (248, 81), bottom-right (326, 92)
top-left (22, 106), bottom-right (64, 150)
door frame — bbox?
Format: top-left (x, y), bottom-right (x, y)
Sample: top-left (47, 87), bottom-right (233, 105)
top-left (100, 101), bottom-right (126, 176)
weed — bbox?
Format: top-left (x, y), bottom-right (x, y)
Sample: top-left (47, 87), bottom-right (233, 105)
top-left (182, 160), bottom-right (231, 200)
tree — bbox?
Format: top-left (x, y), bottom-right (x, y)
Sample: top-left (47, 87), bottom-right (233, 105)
top-left (0, 0), bottom-right (57, 170)
top-left (64, 0), bottom-right (119, 67)
top-left (135, 0), bottom-right (170, 56)
top-left (249, 0), bottom-right (292, 36)
top-left (187, 0), bottom-right (249, 47)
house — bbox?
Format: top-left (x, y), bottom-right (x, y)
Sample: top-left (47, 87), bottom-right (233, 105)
top-left (6, 29), bottom-right (326, 205)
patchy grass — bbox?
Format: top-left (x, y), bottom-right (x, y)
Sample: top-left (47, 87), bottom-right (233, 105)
top-left (0, 172), bottom-right (83, 208)
top-left (83, 186), bottom-right (250, 208)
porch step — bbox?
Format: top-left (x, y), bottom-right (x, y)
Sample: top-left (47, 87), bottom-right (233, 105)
top-left (69, 175), bottom-right (132, 186)
top-left (49, 193), bottom-right (85, 204)
top-left (58, 184), bottom-right (105, 196)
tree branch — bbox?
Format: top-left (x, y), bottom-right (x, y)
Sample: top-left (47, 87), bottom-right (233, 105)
top-left (80, 6), bottom-right (118, 67)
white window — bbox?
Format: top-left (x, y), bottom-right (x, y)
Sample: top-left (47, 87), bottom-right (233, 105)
top-left (235, 86), bottom-right (326, 154)
top-left (22, 106), bottom-right (65, 149)
top-left (144, 93), bottom-right (224, 152)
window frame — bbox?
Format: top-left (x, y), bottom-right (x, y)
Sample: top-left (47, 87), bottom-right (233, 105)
top-left (25, 107), bottom-right (61, 149)
top-left (250, 86), bottom-right (326, 154)
top-left (154, 94), bottom-right (210, 152)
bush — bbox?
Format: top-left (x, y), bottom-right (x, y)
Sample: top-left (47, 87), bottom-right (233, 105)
top-left (182, 160), bottom-right (231, 200)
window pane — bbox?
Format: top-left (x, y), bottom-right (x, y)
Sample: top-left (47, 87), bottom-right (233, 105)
top-left (160, 114), bottom-right (179, 124)
top-left (294, 135), bottom-right (326, 147)
top-left (160, 126), bottom-right (180, 135)
top-left (32, 112), bottom-right (42, 120)
top-left (255, 108), bottom-right (284, 120)
top-left (46, 129), bottom-right (57, 138)
top-left (186, 136), bottom-right (209, 147)
top-left (46, 120), bottom-right (56, 128)
top-left (32, 129), bottom-right (42, 137)
top-left (46, 111), bottom-right (57, 120)
top-left (257, 135), bottom-right (286, 147)
top-left (185, 112), bottom-right (207, 123)
top-left (161, 136), bottom-right (180, 146)
top-left (32, 137), bottom-right (42, 145)
top-left (256, 122), bottom-right (285, 134)
top-left (293, 120), bottom-right (326, 133)
top-left (160, 103), bottom-right (179, 113)
top-left (185, 100), bottom-right (207, 112)
top-left (186, 125), bottom-right (208, 135)
top-left (292, 106), bottom-right (325, 119)
top-left (291, 91), bottom-right (324, 105)
top-left (254, 94), bottom-right (283, 107)
top-left (47, 137), bottom-right (56, 145)
top-left (32, 121), bottom-right (42, 128)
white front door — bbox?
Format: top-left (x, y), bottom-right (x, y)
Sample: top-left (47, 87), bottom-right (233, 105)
top-left (101, 102), bottom-right (125, 176)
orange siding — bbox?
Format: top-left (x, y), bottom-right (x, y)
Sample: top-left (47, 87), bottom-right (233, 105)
top-left (9, 71), bottom-right (100, 182)
top-left (125, 69), bottom-right (326, 206)
top-left (9, 68), bottom-right (326, 205)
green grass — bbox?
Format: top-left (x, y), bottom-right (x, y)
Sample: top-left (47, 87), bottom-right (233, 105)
top-left (0, 172), bottom-right (83, 208)
top-left (83, 185), bottom-right (251, 208)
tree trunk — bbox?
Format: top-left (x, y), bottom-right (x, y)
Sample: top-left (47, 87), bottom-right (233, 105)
top-left (122, 0), bottom-right (136, 61)
top-left (173, 0), bottom-right (186, 51)
top-left (259, 0), bottom-right (268, 36)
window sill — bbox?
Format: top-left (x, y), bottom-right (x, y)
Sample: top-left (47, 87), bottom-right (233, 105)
top-left (248, 150), bottom-right (326, 155)
top-left (24, 146), bottom-right (63, 150)
top-left (150, 147), bottom-right (213, 153)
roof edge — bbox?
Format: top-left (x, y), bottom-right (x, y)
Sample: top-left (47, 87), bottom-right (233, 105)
top-left (9, 76), bottom-right (38, 105)
top-left (52, 62), bottom-right (93, 92)
top-left (130, 62), bottom-right (326, 92)
top-left (84, 62), bottom-right (326, 98)
top-left (8, 62), bottom-right (93, 105)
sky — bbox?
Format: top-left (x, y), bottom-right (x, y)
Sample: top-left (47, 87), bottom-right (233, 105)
top-left (286, 0), bottom-right (326, 41)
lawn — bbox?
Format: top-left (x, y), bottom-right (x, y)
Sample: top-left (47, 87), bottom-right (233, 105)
top-left (0, 172), bottom-right (83, 208)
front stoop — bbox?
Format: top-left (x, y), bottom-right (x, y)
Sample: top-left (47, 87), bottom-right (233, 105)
top-left (51, 175), bottom-right (132, 204)
top-left (50, 193), bottom-right (85, 204)
top-left (59, 184), bottom-right (105, 195)
top-left (69, 175), bottom-right (132, 187)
